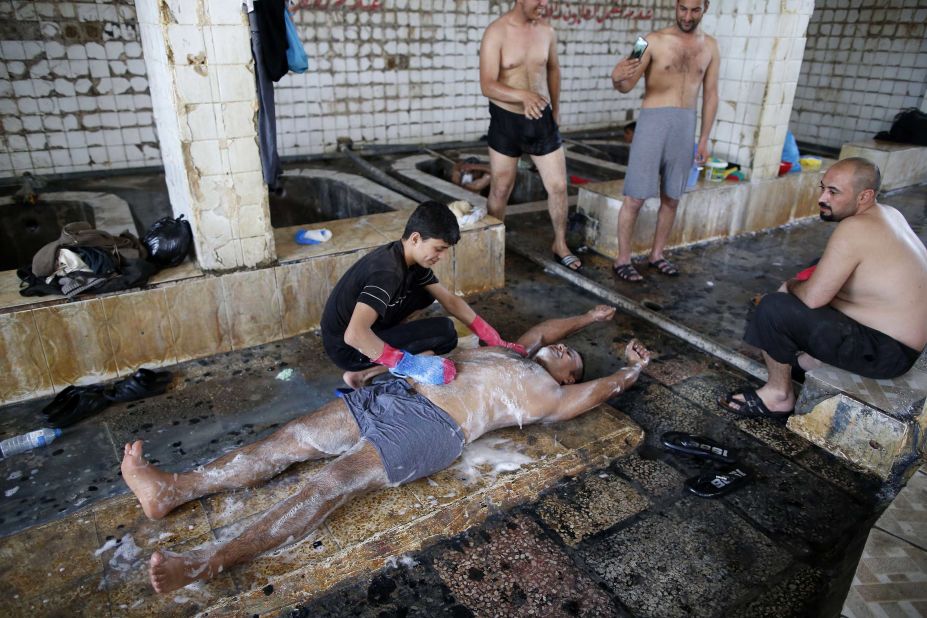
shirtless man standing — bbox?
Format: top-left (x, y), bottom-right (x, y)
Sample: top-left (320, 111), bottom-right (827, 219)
top-left (479, 0), bottom-right (580, 271)
top-left (610, 0), bottom-right (719, 281)
top-left (721, 158), bottom-right (927, 418)
top-left (121, 305), bottom-right (648, 593)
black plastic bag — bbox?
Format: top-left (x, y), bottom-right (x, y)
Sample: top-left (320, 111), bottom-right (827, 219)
top-left (875, 108), bottom-right (927, 146)
top-left (142, 215), bottom-right (193, 267)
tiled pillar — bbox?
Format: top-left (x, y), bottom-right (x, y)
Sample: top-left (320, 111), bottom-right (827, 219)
top-left (134, 0), bottom-right (274, 271)
top-left (704, 0), bottom-right (813, 179)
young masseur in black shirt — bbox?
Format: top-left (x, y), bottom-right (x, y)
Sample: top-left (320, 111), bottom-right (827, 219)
top-left (320, 201), bottom-right (523, 388)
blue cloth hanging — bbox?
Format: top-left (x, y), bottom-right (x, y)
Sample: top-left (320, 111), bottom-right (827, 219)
top-left (283, 9), bottom-right (308, 74)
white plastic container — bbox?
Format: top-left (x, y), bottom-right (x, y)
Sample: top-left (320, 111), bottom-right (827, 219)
top-left (704, 159), bottom-right (728, 182)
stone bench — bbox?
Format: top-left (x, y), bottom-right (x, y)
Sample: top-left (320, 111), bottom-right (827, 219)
top-left (576, 163), bottom-right (833, 259)
top-left (789, 350), bottom-right (927, 483)
top-left (839, 140), bottom-right (927, 192)
top-left (0, 211), bottom-right (504, 406)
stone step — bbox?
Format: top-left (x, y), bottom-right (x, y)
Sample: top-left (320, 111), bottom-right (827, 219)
top-left (789, 362), bottom-right (927, 483)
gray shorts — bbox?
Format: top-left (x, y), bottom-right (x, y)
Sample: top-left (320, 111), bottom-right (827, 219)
top-left (624, 107), bottom-right (697, 201)
top-left (342, 379), bottom-right (465, 485)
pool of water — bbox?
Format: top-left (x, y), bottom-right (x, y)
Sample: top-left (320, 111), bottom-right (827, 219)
top-left (269, 174), bottom-right (398, 227)
top-left (0, 199), bottom-right (96, 271)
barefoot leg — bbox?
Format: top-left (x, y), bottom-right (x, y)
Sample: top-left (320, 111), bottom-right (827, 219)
top-left (148, 441), bottom-right (388, 593)
top-left (124, 399), bottom-right (360, 519)
top-left (343, 365), bottom-right (389, 389)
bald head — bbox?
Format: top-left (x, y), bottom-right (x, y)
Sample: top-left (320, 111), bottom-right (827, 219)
top-left (835, 157), bottom-right (882, 196)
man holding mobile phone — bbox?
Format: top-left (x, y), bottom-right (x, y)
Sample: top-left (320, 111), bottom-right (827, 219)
top-left (610, 0), bottom-right (720, 282)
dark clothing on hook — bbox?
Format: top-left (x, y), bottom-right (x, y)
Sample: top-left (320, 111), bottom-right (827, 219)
top-left (252, 0), bottom-right (288, 82)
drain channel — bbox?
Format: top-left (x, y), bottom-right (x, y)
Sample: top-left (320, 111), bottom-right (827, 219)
top-left (511, 245), bottom-right (767, 382)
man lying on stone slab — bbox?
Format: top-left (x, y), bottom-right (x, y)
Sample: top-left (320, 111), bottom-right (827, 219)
top-left (721, 157), bottom-right (927, 418)
top-left (120, 304), bottom-right (649, 593)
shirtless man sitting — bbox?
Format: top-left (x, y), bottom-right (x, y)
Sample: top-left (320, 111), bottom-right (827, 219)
top-left (610, 0), bottom-right (719, 281)
top-left (121, 305), bottom-right (649, 593)
top-left (722, 158), bottom-right (927, 418)
top-left (479, 0), bottom-right (581, 271)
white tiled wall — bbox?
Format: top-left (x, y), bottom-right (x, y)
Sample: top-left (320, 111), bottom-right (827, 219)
top-left (790, 0), bottom-right (927, 150)
top-left (274, 0), bottom-right (658, 155)
top-left (0, 0), bottom-right (158, 176)
top-left (1, 1), bottom-right (666, 178)
top-left (135, 0), bottom-right (272, 271)
top-left (1, 0), bottom-right (870, 181)
top-left (701, 0), bottom-right (812, 176)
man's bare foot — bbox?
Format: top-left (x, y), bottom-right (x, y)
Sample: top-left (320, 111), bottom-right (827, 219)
top-left (342, 365), bottom-right (389, 389)
top-left (149, 549), bottom-right (213, 594)
top-left (625, 339), bottom-right (651, 367)
top-left (121, 440), bottom-right (185, 520)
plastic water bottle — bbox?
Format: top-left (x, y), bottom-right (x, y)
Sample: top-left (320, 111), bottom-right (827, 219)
top-left (0, 428), bottom-right (62, 458)
top-left (686, 143), bottom-right (701, 190)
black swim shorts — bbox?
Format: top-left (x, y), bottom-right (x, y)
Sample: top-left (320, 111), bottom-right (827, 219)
top-left (343, 379), bottom-right (465, 484)
top-left (745, 292), bottom-right (920, 379)
top-left (487, 102), bottom-right (563, 158)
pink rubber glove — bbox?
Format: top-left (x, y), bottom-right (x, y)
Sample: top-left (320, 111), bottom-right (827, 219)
top-left (469, 315), bottom-right (527, 357)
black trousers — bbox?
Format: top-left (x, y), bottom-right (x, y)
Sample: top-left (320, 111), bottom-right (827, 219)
top-left (327, 317), bottom-right (458, 372)
top-left (744, 292), bottom-right (920, 380)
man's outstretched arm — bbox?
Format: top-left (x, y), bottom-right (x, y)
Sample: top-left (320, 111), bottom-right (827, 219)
top-left (542, 340), bottom-right (649, 423)
top-left (517, 305), bottom-right (616, 357)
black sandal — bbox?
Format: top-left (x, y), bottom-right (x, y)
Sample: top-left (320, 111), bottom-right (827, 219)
top-left (661, 431), bottom-right (738, 464)
top-left (613, 263), bottom-right (643, 282)
top-left (719, 389), bottom-right (793, 419)
top-left (648, 258), bottom-right (679, 276)
top-left (685, 464), bottom-right (752, 498)
top-left (105, 368), bottom-right (173, 403)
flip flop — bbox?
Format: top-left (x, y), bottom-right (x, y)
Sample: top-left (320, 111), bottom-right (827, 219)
top-left (661, 431), bottom-right (738, 464)
top-left (105, 368), bottom-right (173, 403)
top-left (718, 389), bottom-right (793, 419)
top-left (612, 263), bottom-right (643, 282)
top-left (45, 385), bottom-right (111, 429)
top-left (333, 387), bottom-right (354, 398)
top-left (553, 253), bottom-right (582, 271)
top-left (685, 464), bottom-right (752, 498)
top-left (648, 258), bottom-right (679, 276)
top-left (41, 385), bottom-right (82, 421)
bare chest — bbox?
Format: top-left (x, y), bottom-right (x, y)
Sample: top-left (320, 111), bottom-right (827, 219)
top-left (499, 26), bottom-right (550, 71)
top-left (652, 42), bottom-right (710, 78)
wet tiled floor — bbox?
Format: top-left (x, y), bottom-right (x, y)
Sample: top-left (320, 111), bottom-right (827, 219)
top-left (842, 468), bottom-right (927, 618)
top-left (0, 183), bottom-right (924, 616)
top-left (509, 184), bottom-right (927, 364)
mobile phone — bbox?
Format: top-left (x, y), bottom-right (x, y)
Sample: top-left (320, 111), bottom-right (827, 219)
top-left (630, 36), bottom-right (648, 59)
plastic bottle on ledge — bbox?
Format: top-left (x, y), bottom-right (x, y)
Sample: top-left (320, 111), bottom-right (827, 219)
top-left (0, 428), bottom-right (62, 458)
